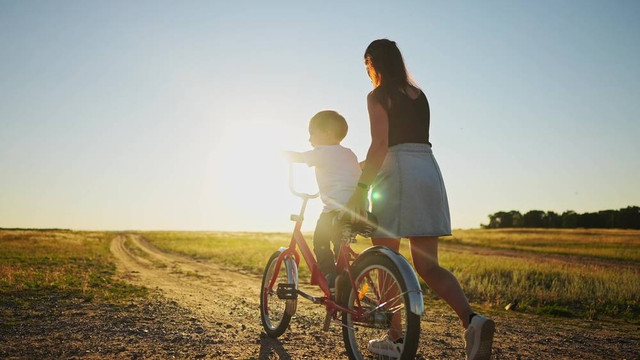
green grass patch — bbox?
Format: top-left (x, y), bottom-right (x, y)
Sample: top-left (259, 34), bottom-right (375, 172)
top-left (438, 249), bottom-right (639, 321)
top-left (137, 231), bottom-right (309, 274)
top-left (0, 230), bottom-right (146, 304)
top-left (138, 231), bottom-right (379, 279)
top-left (446, 228), bottom-right (640, 262)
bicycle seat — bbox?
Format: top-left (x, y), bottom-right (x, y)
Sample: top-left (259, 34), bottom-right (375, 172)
top-left (333, 211), bottom-right (379, 237)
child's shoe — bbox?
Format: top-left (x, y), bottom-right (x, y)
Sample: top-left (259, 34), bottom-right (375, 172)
top-left (367, 335), bottom-right (403, 358)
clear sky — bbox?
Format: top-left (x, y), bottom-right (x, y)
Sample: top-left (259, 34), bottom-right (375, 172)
top-left (1, 1), bottom-right (639, 232)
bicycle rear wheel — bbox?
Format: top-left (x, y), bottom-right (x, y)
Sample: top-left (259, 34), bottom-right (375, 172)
top-left (341, 253), bottom-right (420, 360)
top-left (260, 251), bottom-right (297, 338)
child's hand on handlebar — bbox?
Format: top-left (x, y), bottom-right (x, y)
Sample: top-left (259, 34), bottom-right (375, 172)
top-left (282, 150), bottom-right (304, 163)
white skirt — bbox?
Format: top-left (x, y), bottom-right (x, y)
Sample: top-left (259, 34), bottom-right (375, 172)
top-left (371, 143), bottom-right (452, 238)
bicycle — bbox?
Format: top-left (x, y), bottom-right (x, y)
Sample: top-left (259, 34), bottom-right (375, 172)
top-left (259, 164), bottom-right (424, 359)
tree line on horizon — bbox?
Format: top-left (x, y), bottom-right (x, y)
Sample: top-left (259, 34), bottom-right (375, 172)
top-left (482, 206), bottom-right (640, 229)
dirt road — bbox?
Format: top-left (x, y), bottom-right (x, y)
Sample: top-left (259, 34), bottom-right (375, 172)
top-left (110, 234), bottom-right (640, 359)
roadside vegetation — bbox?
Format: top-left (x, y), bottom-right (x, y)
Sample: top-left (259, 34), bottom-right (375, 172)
top-left (448, 228), bottom-right (640, 261)
top-left (0, 229), bottom-right (146, 306)
top-left (141, 228), bottom-right (640, 322)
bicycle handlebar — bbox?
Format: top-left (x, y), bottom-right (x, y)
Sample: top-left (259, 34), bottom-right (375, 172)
top-left (289, 163), bottom-right (320, 200)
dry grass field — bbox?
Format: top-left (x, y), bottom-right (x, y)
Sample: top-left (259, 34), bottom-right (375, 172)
top-left (1, 228), bottom-right (639, 359)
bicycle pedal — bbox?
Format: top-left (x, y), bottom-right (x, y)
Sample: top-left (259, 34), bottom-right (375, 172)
top-left (276, 283), bottom-right (297, 300)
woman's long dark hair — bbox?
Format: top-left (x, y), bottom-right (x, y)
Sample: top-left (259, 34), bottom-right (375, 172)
top-left (364, 39), bottom-right (416, 110)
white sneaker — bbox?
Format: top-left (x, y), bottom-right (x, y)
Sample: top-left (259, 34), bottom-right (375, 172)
top-left (367, 335), bottom-right (403, 358)
top-left (464, 314), bottom-right (495, 360)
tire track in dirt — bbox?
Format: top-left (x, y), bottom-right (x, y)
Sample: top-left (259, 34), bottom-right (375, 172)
top-left (110, 234), bottom-right (640, 359)
top-left (110, 234), bottom-right (347, 359)
top-left (111, 234), bottom-right (271, 358)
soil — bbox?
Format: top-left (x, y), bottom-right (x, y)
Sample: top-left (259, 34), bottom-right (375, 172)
top-left (1, 234), bottom-right (638, 359)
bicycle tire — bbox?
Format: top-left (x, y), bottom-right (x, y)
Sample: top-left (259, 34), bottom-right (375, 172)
top-left (341, 252), bottom-right (421, 360)
top-left (260, 251), bottom-right (297, 338)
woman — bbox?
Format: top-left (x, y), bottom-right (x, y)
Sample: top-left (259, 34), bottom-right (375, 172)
top-left (344, 39), bottom-right (495, 360)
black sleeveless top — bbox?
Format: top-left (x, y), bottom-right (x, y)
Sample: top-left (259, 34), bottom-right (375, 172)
top-left (387, 91), bottom-right (431, 147)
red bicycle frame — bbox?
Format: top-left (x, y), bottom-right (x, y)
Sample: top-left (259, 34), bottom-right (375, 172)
top-left (265, 174), bottom-right (369, 321)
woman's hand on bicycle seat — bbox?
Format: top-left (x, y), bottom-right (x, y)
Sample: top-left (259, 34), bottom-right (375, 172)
top-left (335, 208), bottom-right (378, 237)
top-left (340, 187), bottom-right (368, 224)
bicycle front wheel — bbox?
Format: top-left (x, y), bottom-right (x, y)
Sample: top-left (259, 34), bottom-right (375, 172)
top-left (341, 253), bottom-right (421, 360)
top-left (260, 251), bottom-right (297, 338)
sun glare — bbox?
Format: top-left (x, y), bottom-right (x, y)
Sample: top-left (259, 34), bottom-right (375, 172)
top-left (212, 119), bottom-right (321, 230)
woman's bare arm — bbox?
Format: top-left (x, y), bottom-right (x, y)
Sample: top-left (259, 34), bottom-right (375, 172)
top-left (342, 92), bottom-right (389, 218)
top-left (359, 92), bottom-right (389, 186)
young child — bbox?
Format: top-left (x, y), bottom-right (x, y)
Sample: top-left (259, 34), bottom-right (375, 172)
top-left (283, 110), bottom-right (361, 291)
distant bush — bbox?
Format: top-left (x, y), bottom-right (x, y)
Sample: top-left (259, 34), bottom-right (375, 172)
top-left (483, 206), bottom-right (640, 229)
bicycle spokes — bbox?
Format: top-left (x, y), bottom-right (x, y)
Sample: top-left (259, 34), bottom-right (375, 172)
top-left (342, 255), bottom-right (421, 360)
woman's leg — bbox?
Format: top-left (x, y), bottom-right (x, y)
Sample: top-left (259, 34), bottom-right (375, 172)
top-left (372, 237), bottom-right (401, 251)
top-left (409, 236), bottom-right (474, 328)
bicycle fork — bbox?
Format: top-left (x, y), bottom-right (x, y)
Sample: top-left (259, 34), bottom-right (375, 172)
top-left (272, 248), bottom-right (300, 317)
